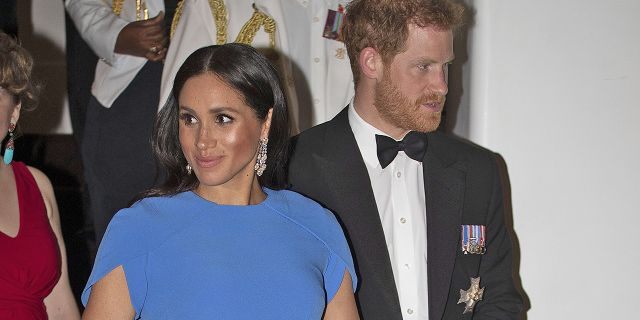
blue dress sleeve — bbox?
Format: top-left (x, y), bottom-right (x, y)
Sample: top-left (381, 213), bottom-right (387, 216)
top-left (81, 205), bottom-right (151, 317)
top-left (321, 209), bottom-right (358, 303)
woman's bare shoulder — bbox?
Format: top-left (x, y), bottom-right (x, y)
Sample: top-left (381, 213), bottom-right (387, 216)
top-left (25, 165), bottom-right (55, 218)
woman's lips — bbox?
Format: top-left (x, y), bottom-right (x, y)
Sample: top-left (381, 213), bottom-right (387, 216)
top-left (195, 155), bottom-right (224, 168)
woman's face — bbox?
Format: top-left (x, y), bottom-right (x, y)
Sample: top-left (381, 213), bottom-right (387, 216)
top-left (0, 87), bottom-right (20, 143)
top-left (178, 73), bottom-right (271, 193)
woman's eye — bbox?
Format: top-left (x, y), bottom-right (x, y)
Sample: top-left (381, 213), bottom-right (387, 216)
top-left (179, 113), bottom-right (197, 125)
top-left (216, 114), bottom-right (233, 124)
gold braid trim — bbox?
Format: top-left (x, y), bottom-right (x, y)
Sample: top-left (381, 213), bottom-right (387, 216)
top-left (211, 0), bottom-right (228, 45)
top-left (113, 0), bottom-right (276, 48)
top-left (170, 0), bottom-right (185, 39)
top-left (112, 0), bottom-right (124, 16)
top-left (111, 0), bottom-right (147, 20)
top-left (235, 4), bottom-right (276, 48)
top-left (170, 0), bottom-right (228, 44)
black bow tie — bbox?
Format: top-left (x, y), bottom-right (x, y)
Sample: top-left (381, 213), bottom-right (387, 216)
top-left (375, 131), bottom-right (428, 169)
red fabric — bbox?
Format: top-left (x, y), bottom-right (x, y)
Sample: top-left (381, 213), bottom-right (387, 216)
top-left (0, 162), bottom-right (61, 319)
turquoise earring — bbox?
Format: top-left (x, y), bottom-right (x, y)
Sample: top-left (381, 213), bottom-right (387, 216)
top-left (3, 123), bottom-right (15, 165)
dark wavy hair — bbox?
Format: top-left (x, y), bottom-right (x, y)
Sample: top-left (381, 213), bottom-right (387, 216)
top-left (142, 43), bottom-right (290, 199)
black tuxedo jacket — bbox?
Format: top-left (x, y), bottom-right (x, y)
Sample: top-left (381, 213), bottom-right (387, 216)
top-left (288, 108), bottom-right (523, 319)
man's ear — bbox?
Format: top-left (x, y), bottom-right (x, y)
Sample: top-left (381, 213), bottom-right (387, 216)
top-left (358, 47), bottom-right (385, 81)
top-left (260, 108), bottom-right (273, 139)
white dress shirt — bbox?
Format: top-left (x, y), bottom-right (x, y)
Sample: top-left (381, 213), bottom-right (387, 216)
top-left (349, 102), bottom-right (429, 319)
top-left (65, 0), bottom-right (165, 108)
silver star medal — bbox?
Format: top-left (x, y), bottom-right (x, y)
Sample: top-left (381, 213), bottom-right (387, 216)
top-left (457, 277), bottom-right (485, 314)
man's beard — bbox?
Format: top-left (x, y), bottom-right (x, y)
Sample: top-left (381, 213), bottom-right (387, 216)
top-left (373, 75), bottom-right (445, 133)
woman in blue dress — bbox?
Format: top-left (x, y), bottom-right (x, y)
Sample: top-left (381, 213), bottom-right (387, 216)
top-left (81, 44), bottom-right (359, 319)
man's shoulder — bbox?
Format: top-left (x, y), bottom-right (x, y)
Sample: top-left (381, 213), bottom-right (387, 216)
top-left (429, 131), bottom-right (498, 167)
top-left (291, 115), bottom-right (344, 158)
top-left (295, 117), bottom-right (338, 142)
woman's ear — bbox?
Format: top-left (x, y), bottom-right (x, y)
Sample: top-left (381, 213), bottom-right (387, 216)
top-left (10, 102), bottom-right (21, 125)
top-left (260, 108), bottom-right (273, 139)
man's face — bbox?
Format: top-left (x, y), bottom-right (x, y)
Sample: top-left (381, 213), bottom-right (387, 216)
top-left (374, 24), bottom-right (454, 133)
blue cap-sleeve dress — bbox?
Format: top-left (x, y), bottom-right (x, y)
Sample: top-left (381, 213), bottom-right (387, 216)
top-left (82, 188), bottom-right (357, 319)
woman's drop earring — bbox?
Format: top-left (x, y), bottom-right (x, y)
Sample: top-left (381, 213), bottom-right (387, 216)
top-left (254, 137), bottom-right (268, 176)
top-left (3, 123), bottom-right (16, 165)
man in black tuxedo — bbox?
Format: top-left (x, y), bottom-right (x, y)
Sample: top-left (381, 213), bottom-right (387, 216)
top-left (288, 0), bottom-right (523, 319)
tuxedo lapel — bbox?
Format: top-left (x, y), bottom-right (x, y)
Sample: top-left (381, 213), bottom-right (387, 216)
top-left (315, 109), bottom-right (402, 315)
top-left (424, 133), bottom-right (466, 320)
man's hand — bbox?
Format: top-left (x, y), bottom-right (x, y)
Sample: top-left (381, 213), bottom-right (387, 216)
top-left (114, 12), bottom-right (167, 62)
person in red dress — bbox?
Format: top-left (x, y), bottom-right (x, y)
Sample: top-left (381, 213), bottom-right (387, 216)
top-left (0, 31), bottom-right (80, 320)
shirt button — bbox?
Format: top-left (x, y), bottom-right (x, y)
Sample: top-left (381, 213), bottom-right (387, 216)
top-left (400, 217), bottom-right (407, 224)
top-left (396, 171), bottom-right (401, 178)
top-left (313, 98), bottom-right (320, 104)
top-left (407, 308), bottom-right (414, 315)
top-left (313, 16), bottom-right (320, 22)
top-left (404, 263), bottom-right (410, 269)
top-left (314, 57), bottom-right (320, 63)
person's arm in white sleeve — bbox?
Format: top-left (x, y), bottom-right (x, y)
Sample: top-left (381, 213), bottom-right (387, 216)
top-left (65, 0), bottom-right (167, 65)
top-left (65, 0), bottom-right (129, 64)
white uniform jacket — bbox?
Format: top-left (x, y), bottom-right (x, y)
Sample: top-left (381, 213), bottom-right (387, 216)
top-left (160, 0), bottom-right (354, 131)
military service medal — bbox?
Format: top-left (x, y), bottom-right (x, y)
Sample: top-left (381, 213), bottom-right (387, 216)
top-left (461, 224), bottom-right (486, 254)
top-left (458, 277), bottom-right (485, 314)
top-left (323, 4), bottom-right (346, 41)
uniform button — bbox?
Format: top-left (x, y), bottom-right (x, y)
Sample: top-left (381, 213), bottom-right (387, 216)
top-left (314, 57), bottom-right (320, 63)
top-left (400, 217), bottom-right (407, 224)
top-left (404, 263), bottom-right (410, 269)
top-left (313, 16), bottom-right (320, 22)
top-left (407, 308), bottom-right (414, 315)
top-left (396, 171), bottom-right (401, 178)
top-left (313, 99), bottom-right (320, 104)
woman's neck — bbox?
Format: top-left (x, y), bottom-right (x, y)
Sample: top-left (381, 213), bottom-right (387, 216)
top-left (194, 176), bottom-right (266, 206)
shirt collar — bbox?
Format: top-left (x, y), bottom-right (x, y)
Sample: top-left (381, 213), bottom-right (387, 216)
top-left (348, 99), bottom-right (389, 169)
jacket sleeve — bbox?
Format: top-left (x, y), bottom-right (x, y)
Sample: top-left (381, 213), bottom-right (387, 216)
top-left (473, 153), bottom-right (524, 319)
top-left (65, 0), bottom-right (128, 65)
